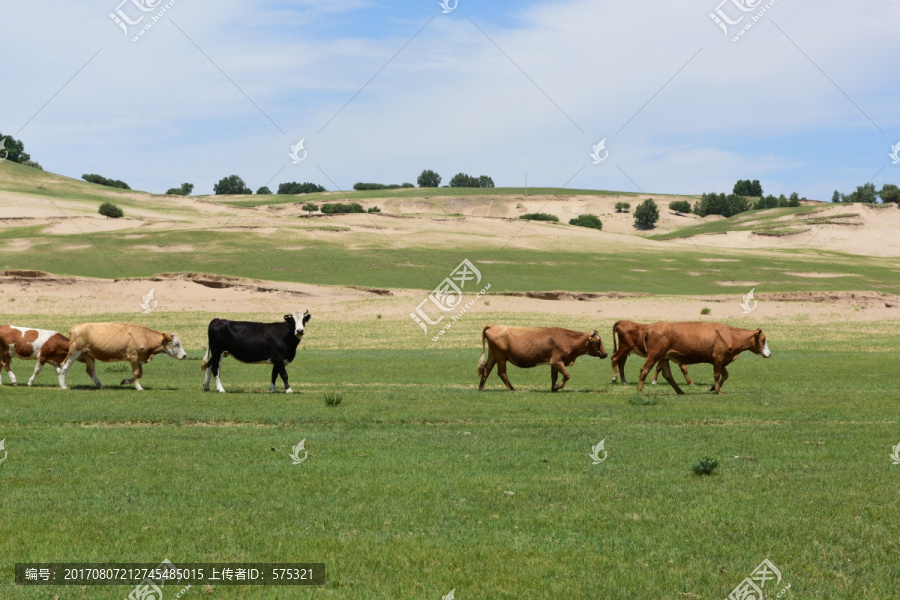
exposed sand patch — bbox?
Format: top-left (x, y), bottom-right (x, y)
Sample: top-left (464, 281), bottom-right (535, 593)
top-left (785, 272), bottom-right (857, 278)
top-left (46, 217), bottom-right (143, 235)
top-left (3, 239), bottom-right (38, 252)
top-left (132, 244), bottom-right (197, 253)
top-left (715, 281), bottom-right (760, 287)
top-left (700, 258), bottom-right (740, 262)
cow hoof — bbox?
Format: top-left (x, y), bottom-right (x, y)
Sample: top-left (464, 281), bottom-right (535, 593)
top-left (651, 380), bottom-right (657, 385)
top-left (285, 388), bottom-right (294, 394)
top-left (217, 390), bottom-right (226, 393)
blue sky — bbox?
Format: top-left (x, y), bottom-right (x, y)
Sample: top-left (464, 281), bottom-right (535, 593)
top-left (2, 0), bottom-right (899, 200)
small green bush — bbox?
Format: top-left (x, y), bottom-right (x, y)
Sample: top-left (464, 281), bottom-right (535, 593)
top-left (256, 186), bottom-right (272, 195)
top-left (83, 173), bottom-right (131, 190)
top-left (669, 200), bottom-right (692, 213)
top-left (615, 202), bottom-right (631, 213)
top-left (321, 202), bottom-right (365, 214)
top-left (519, 213), bottom-right (559, 222)
top-left (98, 202), bottom-right (124, 218)
top-left (324, 393), bottom-right (343, 407)
top-left (634, 198), bottom-right (660, 229)
top-left (301, 202), bottom-right (319, 214)
top-left (700, 308), bottom-right (711, 315)
top-left (692, 456), bottom-right (719, 476)
top-left (569, 214), bottom-right (603, 230)
top-left (367, 206), bottom-right (381, 213)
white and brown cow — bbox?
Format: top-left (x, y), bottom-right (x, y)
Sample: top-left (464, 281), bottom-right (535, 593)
top-left (0, 325), bottom-right (84, 386)
top-left (59, 323), bottom-right (187, 390)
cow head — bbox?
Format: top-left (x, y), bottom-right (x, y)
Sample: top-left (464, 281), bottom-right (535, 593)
top-left (753, 328), bottom-right (771, 358)
top-left (586, 330), bottom-right (608, 359)
top-left (285, 310), bottom-right (311, 339)
top-left (162, 333), bottom-right (188, 360)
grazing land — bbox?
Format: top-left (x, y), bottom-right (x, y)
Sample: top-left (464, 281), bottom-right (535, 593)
top-left (1, 161), bottom-right (899, 598)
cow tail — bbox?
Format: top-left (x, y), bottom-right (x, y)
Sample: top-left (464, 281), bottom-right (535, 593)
top-left (612, 320), bottom-right (621, 355)
top-left (200, 348), bottom-right (210, 371)
top-left (477, 325), bottom-right (492, 376)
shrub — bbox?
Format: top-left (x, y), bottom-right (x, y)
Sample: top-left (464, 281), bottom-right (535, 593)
top-left (733, 179), bottom-right (763, 196)
top-left (83, 174), bottom-right (131, 190)
top-left (22, 159), bottom-right (43, 170)
top-left (256, 186), bottom-right (272, 195)
top-left (401, 182), bottom-right (414, 188)
top-left (367, 206), bottom-right (381, 213)
top-left (669, 200), bottom-right (692, 214)
top-left (755, 195), bottom-right (779, 210)
top-left (417, 169), bottom-right (441, 188)
top-left (213, 175), bottom-right (252, 195)
top-left (569, 214), bottom-right (602, 230)
top-left (98, 202), bottom-right (124, 218)
top-left (694, 192), bottom-right (750, 217)
top-left (321, 202), bottom-right (365, 214)
top-left (353, 182), bottom-right (412, 191)
top-left (301, 202), bottom-right (318, 214)
top-left (0, 132), bottom-right (31, 163)
top-left (449, 172), bottom-right (494, 188)
top-left (634, 198), bottom-right (660, 229)
top-left (692, 456), bottom-right (719, 476)
top-left (324, 393), bottom-right (343, 407)
top-left (615, 202), bottom-right (631, 213)
top-left (519, 212), bottom-right (559, 222)
top-left (166, 183), bottom-right (194, 196)
top-left (880, 184), bottom-right (900, 204)
top-left (700, 307), bottom-right (711, 315)
top-left (278, 181), bottom-right (325, 195)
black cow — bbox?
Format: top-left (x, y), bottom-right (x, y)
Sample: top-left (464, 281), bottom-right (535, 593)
top-left (201, 310), bottom-right (311, 393)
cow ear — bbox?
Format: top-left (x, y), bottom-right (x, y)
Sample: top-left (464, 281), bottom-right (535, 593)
top-left (303, 313), bottom-right (311, 324)
top-left (284, 314), bottom-right (292, 321)
top-left (163, 332), bottom-right (172, 343)
top-left (755, 328), bottom-right (762, 335)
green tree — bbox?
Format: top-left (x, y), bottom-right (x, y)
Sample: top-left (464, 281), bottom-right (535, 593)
top-left (0, 132), bottom-right (31, 164)
top-left (166, 182), bottom-right (194, 196)
top-left (321, 203), bottom-right (365, 214)
top-left (832, 190), bottom-right (842, 203)
top-left (98, 202), bottom-right (124, 218)
top-left (83, 174), bottom-right (131, 190)
top-left (213, 175), bottom-right (252, 195)
top-left (277, 181), bottom-right (325, 194)
top-left (367, 206), bottom-right (381, 213)
top-left (519, 213), bottom-right (559, 222)
top-left (634, 198), bottom-right (660, 229)
top-left (755, 195), bottom-right (779, 210)
top-left (417, 169), bottom-right (441, 188)
top-left (301, 202), bottom-right (318, 214)
top-left (256, 186), bottom-right (272, 195)
top-left (669, 200), bottom-right (692, 214)
top-left (694, 193), bottom-right (750, 217)
top-left (879, 184), bottom-right (900, 204)
top-left (615, 201), bottom-right (631, 213)
top-left (848, 183), bottom-right (877, 204)
top-left (477, 175), bottom-right (495, 188)
top-left (788, 192), bottom-right (801, 207)
top-left (568, 214), bottom-right (602, 230)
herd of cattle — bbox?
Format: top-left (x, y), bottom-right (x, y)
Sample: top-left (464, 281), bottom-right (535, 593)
top-left (1, 310), bottom-right (769, 394)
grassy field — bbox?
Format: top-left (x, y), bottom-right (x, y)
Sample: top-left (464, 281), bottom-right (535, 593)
top-left (1, 315), bottom-right (899, 599)
top-left (3, 225), bottom-right (900, 296)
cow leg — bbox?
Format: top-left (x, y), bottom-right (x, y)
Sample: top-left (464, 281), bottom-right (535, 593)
top-left (28, 359), bottom-right (46, 386)
top-left (206, 352), bottom-right (225, 393)
top-left (495, 358), bottom-right (515, 391)
top-left (272, 361), bottom-right (292, 393)
top-left (651, 361), bottom-right (664, 385)
top-left (121, 360), bottom-right (144, 391)
top-left (551, 367), bottom-right (559, 390)
top-left (84, 356), bottom-right (103, 389)
top-left (478, 353), bottom-right (496, 391)
top-left (637, 356), bottom-right (657, 391)
top-left (712, 364), bottom-right (729, 394)
top-left (59, 348), bottom-right (86, 390)
top-left (610, 351), bottom-right (623, 383)
top-left (550, 361), bottom-right (570, 392)
top-left (680, 364), bottom-right (693, 385)
top-left (1, 356), bottom-right (17, 386)
top-left (658, 360), bottom-right (685, 395)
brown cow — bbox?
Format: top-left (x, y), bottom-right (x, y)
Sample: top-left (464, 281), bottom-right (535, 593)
top-left (610, 320), bottom-right (693, 386)
top-left (477, 325), bottom-right (608, 392)
top-left (59, 323), bottom-right (187, 390)
top-left (637, 322), bottom-right (770, 395)
top-left (0, 325), bottom-right (85, 386)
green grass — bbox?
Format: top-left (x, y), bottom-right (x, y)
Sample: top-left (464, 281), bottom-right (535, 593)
top-left (651, 205), bottom-right (827, 240)
top-left (209, 187), bottom-right (648, 208)
top-left (1, 319), bottom-right (899, 599)
top-left (2, 228), bottom-right (899, 295)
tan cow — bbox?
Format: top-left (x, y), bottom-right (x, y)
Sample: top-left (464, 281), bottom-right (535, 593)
top-left (610, 320), bottom-right (693, 386)
top-left (637, 321), bottom-right (770, 395)
top-left (477, 325), bottom-right (608, 392)
top-left (59, 323), bottom-right (187, 390)
top-left (0, 325), bottom-right (85, 386)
